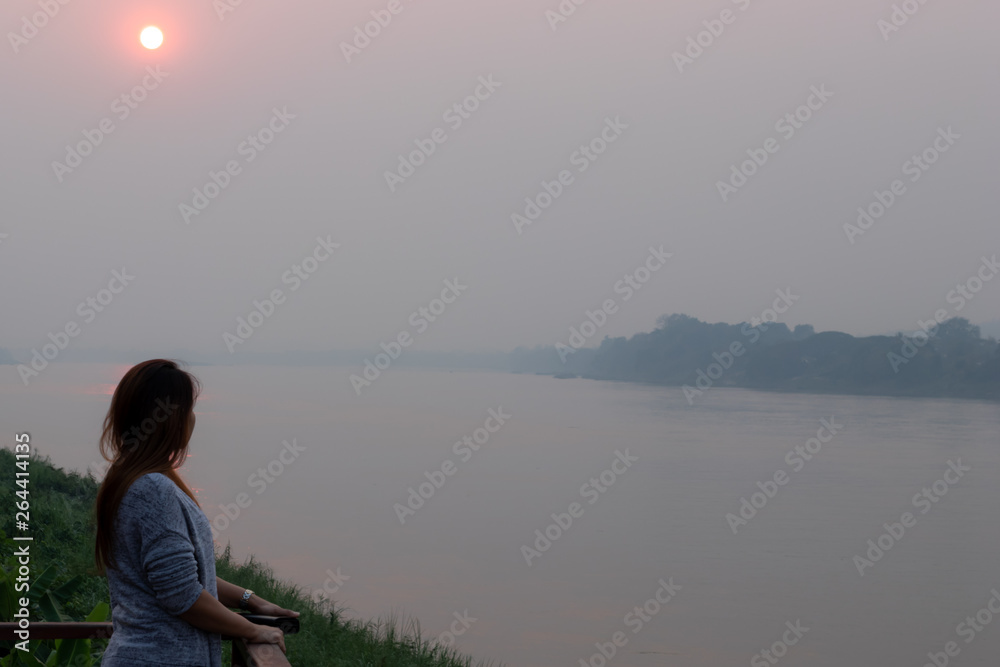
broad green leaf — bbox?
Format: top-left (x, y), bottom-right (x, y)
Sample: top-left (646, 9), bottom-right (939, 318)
top-left (48, 636), bottom-right (91, 667)
top-left (0, 564), bottom-right (18, 621)
top-left (35, 591), bottom-right (69, 623)
top-left (33, 642), bottom-right (51, 664)
top-left (5, 647), bottom-right (48, 667)
top-left (49, 577), bottom-right (85, 607)
top-left (84, 602), bottom-right (109, 623)
top-left (26, 566), bottom-right (59, 606)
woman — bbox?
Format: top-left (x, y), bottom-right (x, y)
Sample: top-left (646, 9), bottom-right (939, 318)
top-left (95, 359), bottom-right (299, 666)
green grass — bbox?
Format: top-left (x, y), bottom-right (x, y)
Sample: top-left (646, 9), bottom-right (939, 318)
top-left (0, 449), bottom-right (498, 667)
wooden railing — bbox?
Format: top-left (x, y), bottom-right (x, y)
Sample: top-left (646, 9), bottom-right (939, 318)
top-left (227, 614), bottom-right (300, 667)
top-left (231, 638), bottom-right (293, 667)
top-left (0, 615), bottom-right (298, 666)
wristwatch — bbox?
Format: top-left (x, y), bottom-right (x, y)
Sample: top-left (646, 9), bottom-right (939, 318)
top-left (239, 589), bottom-right (254, 610)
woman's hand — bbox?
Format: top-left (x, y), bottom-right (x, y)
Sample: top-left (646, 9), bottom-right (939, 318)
top-left (246, 624), bottom-right (286, 653)
top-left (248, 597), bottom-right (300, 618)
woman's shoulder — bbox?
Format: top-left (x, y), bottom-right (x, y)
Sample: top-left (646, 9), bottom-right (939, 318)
top-left (123, 472), bottom-right (185, 508)
top-left (129, 471), bottom-right (177, 492)
top-left (119, 473), bottom-right (191, 531)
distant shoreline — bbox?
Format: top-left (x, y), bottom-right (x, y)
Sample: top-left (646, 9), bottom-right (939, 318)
top-left (526, 370), bottom-right (1000, 404)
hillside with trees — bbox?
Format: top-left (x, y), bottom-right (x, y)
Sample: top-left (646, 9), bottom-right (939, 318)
top-left (512, 315), bottom-right (1000, 400)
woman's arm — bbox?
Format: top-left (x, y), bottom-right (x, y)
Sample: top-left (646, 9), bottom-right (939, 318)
top-left (216, 577), bottom-right (247, 609)
top-left (179, 590), bottom-right (285, 652)
top-left (216, 576), bottom-right (300, 617)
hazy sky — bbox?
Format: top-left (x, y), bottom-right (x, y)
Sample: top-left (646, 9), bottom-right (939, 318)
top-left (2, 0), bottom-right (997, 357)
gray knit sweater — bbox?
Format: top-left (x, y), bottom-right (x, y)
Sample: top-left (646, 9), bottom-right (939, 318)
top-left (101, 472), bottom-right (221, 667)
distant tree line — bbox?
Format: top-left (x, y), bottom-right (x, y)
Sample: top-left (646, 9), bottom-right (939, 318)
top-left (511, 314), bottom-right (1000, 400)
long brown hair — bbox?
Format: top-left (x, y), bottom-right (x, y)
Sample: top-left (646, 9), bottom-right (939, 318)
top-left (95, 359), bottom-right (201, 573)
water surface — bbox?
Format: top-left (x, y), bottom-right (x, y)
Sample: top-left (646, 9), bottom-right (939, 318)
top-left (3, 364), bottom-right (998, 666)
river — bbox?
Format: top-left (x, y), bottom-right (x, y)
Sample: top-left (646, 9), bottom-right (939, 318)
top-left (3, 363), bottom-right (999, 666)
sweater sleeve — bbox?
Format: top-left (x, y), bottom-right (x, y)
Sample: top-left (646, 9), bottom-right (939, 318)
top-left (142, 528), bottom-right (205, 616)
top-left (129, 478), bottom-right (206, 616)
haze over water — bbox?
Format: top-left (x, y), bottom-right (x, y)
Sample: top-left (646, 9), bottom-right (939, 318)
top-left (4, 0), bottom-right (1000, 665)
top-left (4, 364), bottom-right (999, 667)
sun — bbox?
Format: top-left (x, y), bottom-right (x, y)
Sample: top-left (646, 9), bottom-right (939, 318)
top-left (140, 26), bottom-right (163, 50)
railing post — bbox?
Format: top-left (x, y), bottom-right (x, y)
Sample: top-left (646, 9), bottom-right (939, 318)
top-left (231, 638), bottom-right (250, 667)
top-left (231, 638), bottom-right (292, 667)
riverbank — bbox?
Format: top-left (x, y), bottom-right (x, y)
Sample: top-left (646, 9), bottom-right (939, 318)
top-left (0, 448), bottom-right (495, 667)
top-left (512, 314), bottom-right (1000, 402)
